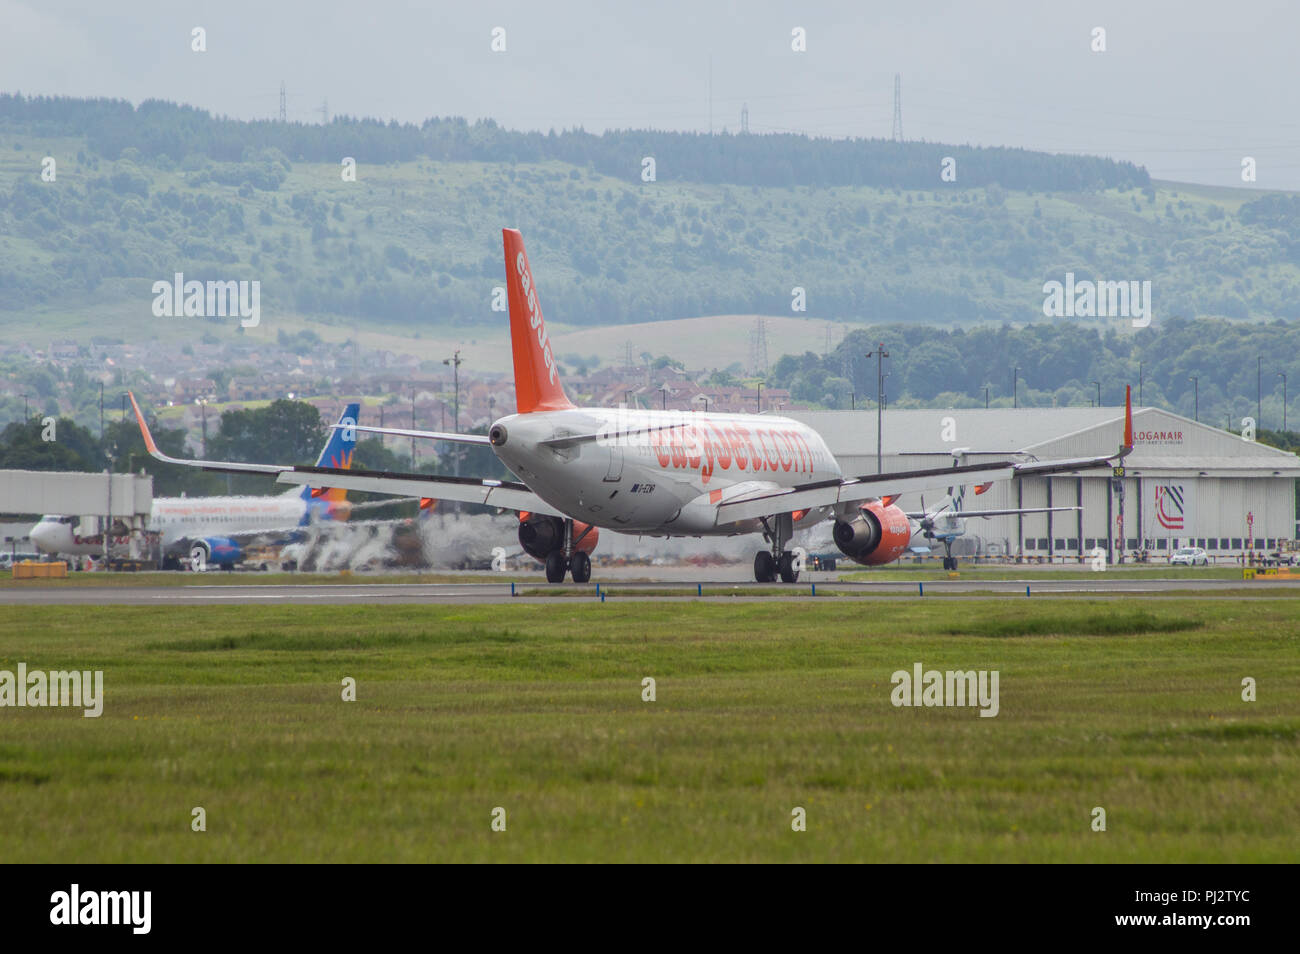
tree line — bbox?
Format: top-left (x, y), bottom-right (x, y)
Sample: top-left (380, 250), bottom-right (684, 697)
top-left (770, 317), bottom-right (1300, 431)
top-left (1, 93), bottom-right (1150, 191)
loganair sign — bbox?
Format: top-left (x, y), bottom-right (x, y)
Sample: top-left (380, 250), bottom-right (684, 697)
top-left (1134, 428), bottom-right (1183, 446)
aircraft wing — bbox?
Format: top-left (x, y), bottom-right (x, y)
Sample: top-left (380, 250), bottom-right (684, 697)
top-left (902, 505), bottom-right (1083, 519)
top-left (274, 466), bottom-right (564, 517)
top-left (716, 454), bottom-right (1120, 526)
top-left (128, 392), bottom-right (292, 476)
top-left (130, 392), bottom-right (562, 518)
top-left (718, 385), bottom-right (1134, 526)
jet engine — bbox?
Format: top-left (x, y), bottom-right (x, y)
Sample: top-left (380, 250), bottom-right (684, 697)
top-left (517, 513), bottom-right (599, 562)
top-left (832, 500), bottom-right (913, 567)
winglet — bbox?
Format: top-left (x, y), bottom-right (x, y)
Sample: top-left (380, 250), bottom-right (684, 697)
top-left (127, 391), bottom-right (285, 475)
top-left (503, 228), bottom-right (574, 414)
top-left (128, 391), bottom-right (163, 459)
top-left (1121, 384), bottom-right (1133, 457)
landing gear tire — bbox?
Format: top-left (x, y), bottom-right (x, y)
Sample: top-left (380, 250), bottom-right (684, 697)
top-left (545, 550), bottom-right (568, 583)
top-left (189, 544), bottom-right (208, 573)
top-left (754, 550), bottom-right (777, 583)
top-left (570, 550), bottom-right (591, 584)
top-left (778, 552), bottom-right (799, 584)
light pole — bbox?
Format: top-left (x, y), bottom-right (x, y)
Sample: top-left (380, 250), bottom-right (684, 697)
top-left (1189, 376), bottom-right (1198, 422)
top-left (1012, 367), bottom-right (1019, 409)
top-left (981, 386), bottom-right (989, 409)
top-left (1092, 380), bottom-right (1101, 407)
top-left (756, 383), bottom-right (762, 413)
top-left (195, 398), bottom-right (208, 456)
top-left (22, 393), bottom-right (29, 420)
top-left (443, 350), bottom-right (462, 478)
top-left (1278, 371), bottom-right (1288, 433)
top-left (660, 385), bottom-right (669, 410)
top-left (410, 387), bottom-right (416, 469)
top-left (867, 344), bottom-right (889, 473)
top-left (1258, 355), bottom-right (1262, 428)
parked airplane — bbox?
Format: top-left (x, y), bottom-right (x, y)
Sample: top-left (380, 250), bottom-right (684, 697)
top-left (130, 229), bottom-right (1133, 583)
top-left (903, 472), bottom-right (1081, 570)
top-left (32, 403), bottom-right (360, 570)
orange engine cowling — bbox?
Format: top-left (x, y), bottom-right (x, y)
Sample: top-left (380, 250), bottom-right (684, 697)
top-left (517, 513), bottom-right (599, 562)
top-left (832, 500), bottom-right (912, 567)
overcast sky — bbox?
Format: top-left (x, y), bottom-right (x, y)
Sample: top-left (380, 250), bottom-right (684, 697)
top-left (4, 0), bottom-right (1299, 189)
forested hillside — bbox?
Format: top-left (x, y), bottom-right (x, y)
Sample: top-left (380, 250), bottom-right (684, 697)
top-left (5, 94), bottom-right (1296, 337)
top-left (771, 318), bottom-right (1300, 427)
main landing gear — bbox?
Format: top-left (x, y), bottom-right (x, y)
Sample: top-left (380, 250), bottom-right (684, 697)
top-left (545, 519), bottom-right (593, 583)
top-left (754, 513), bottom-right (799, 583)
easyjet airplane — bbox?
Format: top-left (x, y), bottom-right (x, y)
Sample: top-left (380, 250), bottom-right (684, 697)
top-left (131, 229), bottom-right (1133, 584)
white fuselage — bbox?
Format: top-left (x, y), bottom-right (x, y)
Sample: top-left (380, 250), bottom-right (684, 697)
top-left (927, 511), bottom-right (968, 541)
top-left (490, 408), bottom-right (842, 535)
top-left (31, 495), bottom-right (311, 557)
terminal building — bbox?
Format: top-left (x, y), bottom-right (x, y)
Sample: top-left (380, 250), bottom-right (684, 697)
top-left (788, 406), bottom-right (1300, 561)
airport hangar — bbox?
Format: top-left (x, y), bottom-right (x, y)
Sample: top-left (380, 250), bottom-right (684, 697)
top-left (787, 406), bottom-right (1300, 561)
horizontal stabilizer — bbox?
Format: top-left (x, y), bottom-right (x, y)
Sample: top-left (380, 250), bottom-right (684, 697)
top-left (336, 423), bottom-right (490, 445)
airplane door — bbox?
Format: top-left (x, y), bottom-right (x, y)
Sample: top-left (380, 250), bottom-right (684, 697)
top-left (603, 444), bottom-right (623, 482)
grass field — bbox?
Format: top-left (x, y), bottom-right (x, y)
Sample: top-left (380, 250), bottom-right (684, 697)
top-left (1, 599), bottom-right (1296, 862)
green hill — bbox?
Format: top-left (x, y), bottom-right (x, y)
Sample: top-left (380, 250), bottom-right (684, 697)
top-left (3, 94), bottom-right (1297, 347)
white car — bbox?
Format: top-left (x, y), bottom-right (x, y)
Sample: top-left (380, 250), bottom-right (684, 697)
top-left (1170, 546), bottom-right (1208, 567)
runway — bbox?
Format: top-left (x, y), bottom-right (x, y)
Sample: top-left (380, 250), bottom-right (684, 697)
top-left (3, 573), bottom-right (1296, 605)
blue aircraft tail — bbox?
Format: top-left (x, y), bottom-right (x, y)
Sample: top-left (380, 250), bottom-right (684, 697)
top-left (284, 403), bottom-right (360, 500)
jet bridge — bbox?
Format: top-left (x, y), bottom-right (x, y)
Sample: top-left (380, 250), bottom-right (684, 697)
top-left (0, 469), bottom-right (155, 564)
top-left (0, 469), bottom-right (153, 517)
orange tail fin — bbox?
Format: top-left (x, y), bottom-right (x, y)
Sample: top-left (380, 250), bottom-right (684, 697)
top-left (1122, 384), bottom-right (1133, 454)
top-left (503, 228), bottom-right (573, 414)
